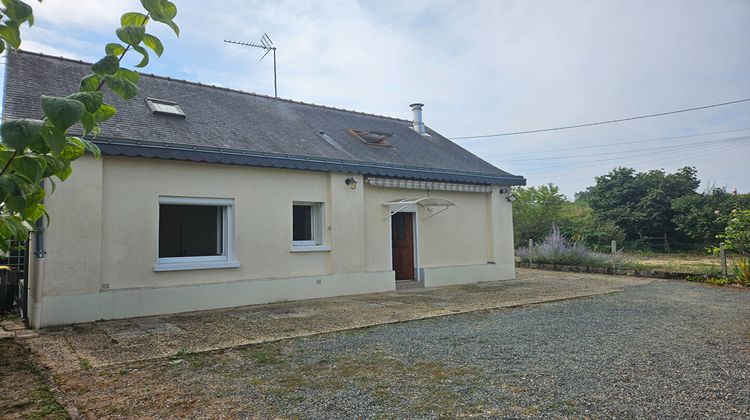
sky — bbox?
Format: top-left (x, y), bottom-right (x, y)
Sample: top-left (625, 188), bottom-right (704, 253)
top-left (3, 0), bottom-right (749, 197)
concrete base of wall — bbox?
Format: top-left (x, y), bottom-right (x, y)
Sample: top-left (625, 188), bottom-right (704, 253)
top-left (422, 263), bottom-right (515, 288)
top-left (36, 271), bottom-right (395, 327)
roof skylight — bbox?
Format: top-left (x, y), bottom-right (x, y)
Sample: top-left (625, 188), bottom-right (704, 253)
top-left (146, 98), bottom-right (185, 117)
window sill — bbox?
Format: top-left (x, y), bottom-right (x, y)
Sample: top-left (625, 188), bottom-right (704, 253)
top-left (290, 245), bottom-right (332, 253)
top-left (153, 260), bottom-right (240, 272)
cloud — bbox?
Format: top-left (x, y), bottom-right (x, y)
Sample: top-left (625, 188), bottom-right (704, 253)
top-left (6, 0), bottom-right (750, 194)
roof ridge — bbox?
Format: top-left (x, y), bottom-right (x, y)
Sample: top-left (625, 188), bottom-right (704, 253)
top-left (13, 49), bottom-right (411, 123)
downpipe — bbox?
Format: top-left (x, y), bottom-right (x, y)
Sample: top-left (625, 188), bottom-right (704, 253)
top-left (30, 182), bottom-right (46, 330)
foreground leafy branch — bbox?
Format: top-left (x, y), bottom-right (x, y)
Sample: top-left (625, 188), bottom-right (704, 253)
top-left (0, 0), bottom-right (179, 252)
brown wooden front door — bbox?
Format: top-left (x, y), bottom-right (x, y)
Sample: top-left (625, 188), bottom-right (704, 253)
top-left (391, 212), bottom-right (414, 280)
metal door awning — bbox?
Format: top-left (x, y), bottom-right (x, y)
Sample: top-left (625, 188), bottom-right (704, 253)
top-left (382, 197), bottom-right (456, 220)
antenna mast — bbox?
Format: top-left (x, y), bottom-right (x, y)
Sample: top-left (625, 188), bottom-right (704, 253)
top-left (224, 33), bottom-right (278, 98)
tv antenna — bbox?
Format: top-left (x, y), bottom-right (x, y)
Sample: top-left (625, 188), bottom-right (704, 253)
top-left (224, 33), bottom-right (278, 98)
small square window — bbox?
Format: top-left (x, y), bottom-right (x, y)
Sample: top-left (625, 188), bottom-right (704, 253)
top-left (292, 202), bottom-right (323, 246)
top-left (146, 98), bottom-right (185, 117)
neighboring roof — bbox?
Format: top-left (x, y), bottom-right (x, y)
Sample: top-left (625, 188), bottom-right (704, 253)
top-left (2, 50), bottom-right (525, 186)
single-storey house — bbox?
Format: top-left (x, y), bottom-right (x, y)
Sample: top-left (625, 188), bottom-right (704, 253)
top-left (3, 51), bottom-right (526, 328)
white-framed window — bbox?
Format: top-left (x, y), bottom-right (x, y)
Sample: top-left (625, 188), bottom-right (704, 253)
top-left (154, 196), bottom-right (239, 271)
top-left (292, 202), bottom-right (325, 249)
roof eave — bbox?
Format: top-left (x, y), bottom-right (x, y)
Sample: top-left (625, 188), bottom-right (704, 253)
top-left (92, 139), bottom-right (526, 186)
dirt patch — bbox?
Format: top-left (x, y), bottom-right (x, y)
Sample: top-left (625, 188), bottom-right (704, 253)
top-left (0, 340), bottom-right (68, 419)
top-left (53, 342), bottom-right (492, 418)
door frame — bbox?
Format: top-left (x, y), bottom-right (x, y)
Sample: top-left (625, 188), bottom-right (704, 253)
top-left (387, 204), bottom-right (420, 281)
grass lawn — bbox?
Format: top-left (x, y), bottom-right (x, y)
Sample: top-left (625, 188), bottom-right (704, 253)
top-left (622, 251), bottom-right (722, 275)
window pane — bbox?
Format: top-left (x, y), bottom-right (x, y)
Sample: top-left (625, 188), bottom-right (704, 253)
top-left (159, 205), bottom-right (223, 258)
top-left (292, 205), bottom-right (313, 241)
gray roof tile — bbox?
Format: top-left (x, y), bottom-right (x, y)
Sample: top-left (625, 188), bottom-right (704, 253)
top-left (2, 50), bottom-right (525, 186)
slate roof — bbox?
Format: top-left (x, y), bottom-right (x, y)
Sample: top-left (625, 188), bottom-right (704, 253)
top-left (3, 50), bottom-right (525, 186)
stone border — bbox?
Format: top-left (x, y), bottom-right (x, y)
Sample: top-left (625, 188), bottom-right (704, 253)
top-left (515, 261), bottom-right (714, 280)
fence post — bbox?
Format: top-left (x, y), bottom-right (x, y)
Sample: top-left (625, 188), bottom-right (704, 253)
top-left (720, 242), bottom-right (727, 278)
top-left (664, 233), bottom-right (670, 254)
top-left (528, 239), bottom-right (534, 266)
top-left (611, 240), bottom-right (617, 270)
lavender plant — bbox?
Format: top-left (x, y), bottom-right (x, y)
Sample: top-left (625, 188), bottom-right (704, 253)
top-left (517, 226), bottom-right (621, 268)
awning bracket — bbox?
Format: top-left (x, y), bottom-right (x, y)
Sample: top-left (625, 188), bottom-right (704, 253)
top-left (381, 197), bottom-right (457, 221)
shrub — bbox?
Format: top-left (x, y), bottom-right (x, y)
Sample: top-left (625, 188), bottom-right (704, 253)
top-left (516, 226), bottom-right (620, 268)
top-left (729, 256), bottom-right (750, 286)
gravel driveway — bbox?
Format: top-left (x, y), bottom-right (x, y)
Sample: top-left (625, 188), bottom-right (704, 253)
top-left (52, 278), bottom-right (749, 418)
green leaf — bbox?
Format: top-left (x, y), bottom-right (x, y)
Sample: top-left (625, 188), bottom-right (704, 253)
top-left (27, 134), bottom-right (50, 154)
top-left (66, 92), bottom-right (103, 113)
top-left (41, 96), bottom-right (86, 131)
top-left (93, 104), bottom-right (117, 123)
top-left (0, 119), bottom-right (44, 151)
top-left (24, 183), bottom-right (44, 207)
top-left (0, 214), bottom-right (30, 241)
top-left (116, 68), bottom-right (140, 84)
top-left (80, 138), bottom-right (101, 159)
top-left (105, 42), bottom-right (126, 56)
top-left (41, 155), bottom-right (66, 177)
top-left (3, 0), bottom-right (33, 25)
top-left (80, 112), bottom-right (96, 135)
top-left (10, 155), bottom-right (46, 183)
top-left (80, 74), bottom-right (101, 92)
top-left (0, 42), bottom-right (5, 55)
top-left (116, 24), bottom-right (146, 46)
top-left (22, 203), bottom-right (45, 223)
top-left (162, 19), bottom-right (179, 36)
top-left (141, 0), bottom-right (179, 36)
top-left (121, 11), bottom-right (149, 26)
top-left (131, 44), bottom-right (149, 67)
top-left (91, 55), bottom-right (120, 75)
top-left (39, 123), bottom-right (67, 154)
top-left (103, 75), bottom-right (139, 100)
top-left (56, 165), bottom-right (73, 181)
top-left (4, 174), bottom-right (27, 212)
top-left (0, 175), bottom-right (12, 204)
top-left (143, 33), bottom-right (164, 57)
top-left (61, 137), bottom-right (85, 162)
top-left (0, 21), bottom-right (21, 49)
top-left (0, 148), bottom-right (14, 169)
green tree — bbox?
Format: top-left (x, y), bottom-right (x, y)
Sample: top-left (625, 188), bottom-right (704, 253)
top-left (512, 184), bottom-right (566, 245)
top-left (672, 188), bottom-right (750, 247)
top-left (719, 209), bottom-right (750, 257)
top-left (583, 166), bottom-right (700, 242)
top-left (557, 202), bottom-right (625, 251)
top-left (0, 0), bottom-right (179, 252)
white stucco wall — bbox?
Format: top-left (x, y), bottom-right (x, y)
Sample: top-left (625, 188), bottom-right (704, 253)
top-left (32, 156), bottom-right (516, 327)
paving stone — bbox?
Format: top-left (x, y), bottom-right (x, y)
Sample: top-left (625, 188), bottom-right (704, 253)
top-left (1, 320), bottom-right (25, 331)
top-left (0, 331), bottom-right (13, 339)
top-left (14, 330), bottom-right (38, 339)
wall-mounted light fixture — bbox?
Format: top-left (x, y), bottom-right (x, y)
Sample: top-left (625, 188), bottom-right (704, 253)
top-left (506, 194), bottom-right (518, 203)
top-left (498, 187), bottom-right (508, 194)
top-left (345, 177), bottom-right (358, 190)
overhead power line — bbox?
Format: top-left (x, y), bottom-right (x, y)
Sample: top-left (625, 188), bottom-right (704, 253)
top-left (451, 98), bottom-right (750, 140)
top-left (488, 127), bottom-right (750, 158)
top-left (500, 136), bottom-right (750, 162)
top-left (507, 135), bottom-right (749, 174)
top-left (522, 142), bottom-right (749, 182)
